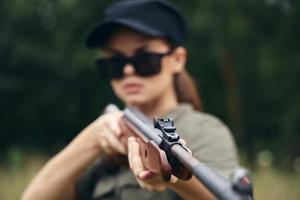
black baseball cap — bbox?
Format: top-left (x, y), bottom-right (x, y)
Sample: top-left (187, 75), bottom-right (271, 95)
top-left (85, 0), bottom-right (186, 48)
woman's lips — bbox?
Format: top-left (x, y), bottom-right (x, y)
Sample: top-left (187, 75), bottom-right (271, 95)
top-left (123, 83), bottom-right (143, 94)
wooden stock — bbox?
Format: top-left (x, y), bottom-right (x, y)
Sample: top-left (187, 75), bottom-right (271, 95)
top-left (120, 116), bottom-right (173, 181)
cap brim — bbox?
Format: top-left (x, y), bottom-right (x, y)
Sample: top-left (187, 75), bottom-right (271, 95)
top-left (85, 18), bottom-right (165, 48)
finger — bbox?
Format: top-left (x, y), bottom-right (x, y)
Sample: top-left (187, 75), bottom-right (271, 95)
top-left (99, 138), bottom-right (113, 154)
top-left (127, 137), bottom-right (134, 169)
top-left (150, 184), bottom-right (166, 192)
top-left (169, 175), bottom-right (178, 184)
top-left (106, 112), bottom-right (123, 136)
top-left (179, 138), bottom-right (187, 145)
top-left (138, 170), bottom-right (156, 180)
top-left (136, 179), bottom-right (149, 190)
top-left (135, 179), bottom-right (154, 192)
top-left (139, 170), bottom-right (177, 184)
top-left (128, 137), bottom-right (145, 176)
top-left (139, 181), bottom-right (166, 192)
top-left (104, 129), bottom-right (126, 154)
top-left (118, 118), bottom-right (132, 137)
top-left (138, 171), bottom-right (166, 184)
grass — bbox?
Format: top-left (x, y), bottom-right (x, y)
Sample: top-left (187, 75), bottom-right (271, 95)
top-left (0, 154), bottom-right (299, 200)
top-left (0, 153), bottom-right (48, 200)
top-left (253, 168), bottom-right (300, 200)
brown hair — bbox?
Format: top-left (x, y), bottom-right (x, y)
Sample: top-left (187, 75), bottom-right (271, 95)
top-left (174, 70), bottom-right (202, 111)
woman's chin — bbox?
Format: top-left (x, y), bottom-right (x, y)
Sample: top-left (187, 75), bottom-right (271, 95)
top-left (123, 95), bottom-right (149, 107)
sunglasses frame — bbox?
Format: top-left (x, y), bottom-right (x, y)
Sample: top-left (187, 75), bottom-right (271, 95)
top-left (95, 49), bottom-right (174, 80)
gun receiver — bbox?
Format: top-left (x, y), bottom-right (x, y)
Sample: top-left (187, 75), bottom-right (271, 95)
top-left (122, 107), bottom-right (193, 181)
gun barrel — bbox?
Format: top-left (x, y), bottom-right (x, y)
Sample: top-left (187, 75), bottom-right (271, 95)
top-left (123, 108), bottom-right (163, 144)
top-left (171, 144), bottom-right (249, 200)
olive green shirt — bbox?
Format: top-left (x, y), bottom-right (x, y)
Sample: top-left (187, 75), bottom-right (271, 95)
top-left (76, 104), bottom-right (239, 200)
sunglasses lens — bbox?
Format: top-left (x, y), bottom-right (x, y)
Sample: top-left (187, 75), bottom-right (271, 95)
top-left (96, 57), bottom-right (125, 79)
top-left (133, 53), bottom-right (162, 76)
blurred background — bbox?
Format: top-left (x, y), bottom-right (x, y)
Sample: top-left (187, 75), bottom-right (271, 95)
top-left (1, 0), bottom-right (299, 199)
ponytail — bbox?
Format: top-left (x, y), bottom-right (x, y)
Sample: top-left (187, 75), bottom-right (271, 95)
top-left (174, 70), bottom-right (202, 111)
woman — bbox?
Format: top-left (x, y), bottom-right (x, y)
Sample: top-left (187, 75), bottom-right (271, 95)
top-left (22, 0), bottom-right (239, 199)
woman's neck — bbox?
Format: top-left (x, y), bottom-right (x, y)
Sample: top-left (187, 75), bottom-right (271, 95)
top-left (136, 88), bottom-right (178, 118)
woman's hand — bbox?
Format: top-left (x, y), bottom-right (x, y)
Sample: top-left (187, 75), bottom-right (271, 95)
top-left (91, 112), bottom-right (126, 155)
top-left (22, 111), bottom-right (128, 200)
top-left (127, 137), bottom-right (177, 192)
top-left (127, 137), bottom-right (216, 200)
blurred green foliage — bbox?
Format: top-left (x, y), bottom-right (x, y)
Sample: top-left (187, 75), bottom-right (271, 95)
top-left (1, 0), bottom-right (299, 168)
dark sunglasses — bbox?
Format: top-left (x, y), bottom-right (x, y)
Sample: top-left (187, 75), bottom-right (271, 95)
top-left (95, 50), bottom-right (173, 80)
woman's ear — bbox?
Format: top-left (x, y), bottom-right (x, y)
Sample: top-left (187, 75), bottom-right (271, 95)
top-left (170, 47), bottom-right (187, 73)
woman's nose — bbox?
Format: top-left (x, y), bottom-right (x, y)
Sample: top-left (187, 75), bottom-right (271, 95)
top-left (123, 64), bottom-right (135, 76)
